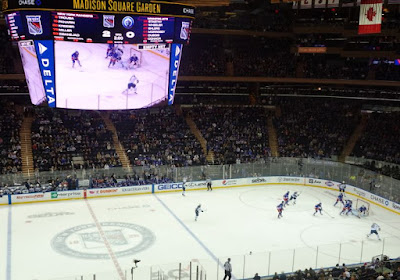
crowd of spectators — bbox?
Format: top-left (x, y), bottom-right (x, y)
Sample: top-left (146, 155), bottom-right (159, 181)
top-left (111, 107), bottom-right (206, 167)
top-left (271, 257), bottom-right (400, 280)
top-left (300, 55), bottom-right (370, 80)
top-left (352, 112), bottom-right (400, 165)
top-left (363, 161), bottom-right (400, 181)
top-left (193, 4), bottom-right (293, 32)
top-left (187, 106), bottom-right (272, 164)
top-left (274, 98), bottom-right (360, 159)
top-left (89, 171), bottom-right (173, 189)
top-left (31, 108), bottom-right (121, 172)
top-left (0, 100), bottom-right (22, 174)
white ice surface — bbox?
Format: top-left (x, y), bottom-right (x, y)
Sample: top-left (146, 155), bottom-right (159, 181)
top-left (1, 184), bottom-right (399, 280)
top-left (54, 41), bottom-right (169, 110)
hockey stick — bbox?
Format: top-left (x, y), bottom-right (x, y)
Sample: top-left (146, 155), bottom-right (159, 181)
top-left (323, 210), bottom-right (335, 219)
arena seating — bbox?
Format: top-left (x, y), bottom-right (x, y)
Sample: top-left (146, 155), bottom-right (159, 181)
top-left (187, 106), bottom-right (271, 164)
top-left (31, 108), bottom-right (121, 172)
top-left (274, 99), bottom-right (360, 159)
top-left (110, 107), bottom-right (206, 167)
top-left (0, 100), bottom-right (22, 174)
top-left (352, 112), bottom-right (400, 165)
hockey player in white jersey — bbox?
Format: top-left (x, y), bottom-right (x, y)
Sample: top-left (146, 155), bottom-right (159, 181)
top-left (122, 74), bottom-right (139, 95)
top-left (195, 204), bottom-right (203, 221)
top-left (367, 223), bottom-right (381, 240)
top-left (289, 191), bottom-right (299, 205)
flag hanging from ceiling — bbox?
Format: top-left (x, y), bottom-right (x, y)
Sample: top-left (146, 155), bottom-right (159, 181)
top-left (358, 0), bottom-right (383, 34)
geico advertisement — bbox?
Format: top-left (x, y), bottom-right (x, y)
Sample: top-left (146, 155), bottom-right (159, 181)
top-left (156, 183), bottom-right (183, 192)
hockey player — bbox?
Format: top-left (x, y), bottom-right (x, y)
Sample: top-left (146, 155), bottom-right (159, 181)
top-left (340, 200), bottom-right (352, 215)
top-left (105, 43), bottom-right (114, 58)
top-left (127, 53), bottom-right (140, 69)
top-left (206, 177), bottom-right (212, 191)
top-left (313, 202), bottom-right (323, 216)
top-left (339, 181), bottom-right (346, 193)
top-left (122, 75), bottom-right (139, 95)
top-left (358, 205), bottom-right (367, 217)
top-left (283, 191), bottom-right (289, 207)
top-left (289, 191), bottom-right (299, 205)
top-left (334, 193), bottom-right (344, 206)
top-left (108, 48), bottom-right (124, 68)
top-left (195, 204), bottom-right (203, 221)
top-left (367, 223), bottom-right (381, 240)
top-left (71, 51), bottom-right (81, 68)
top-left (277, 201), bottom-right (284, 219)
top-left (182, 176), bottom-right (187, 196)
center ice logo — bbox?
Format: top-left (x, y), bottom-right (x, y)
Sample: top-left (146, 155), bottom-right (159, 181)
top-left (51, 222), bottom-right (155, 259)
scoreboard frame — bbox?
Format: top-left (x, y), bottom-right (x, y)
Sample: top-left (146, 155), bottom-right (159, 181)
top-left (2, 0), bottom-right (195, 18)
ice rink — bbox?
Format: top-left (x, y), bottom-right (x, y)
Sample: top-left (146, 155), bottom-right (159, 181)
top-left (54, 41), bottom-right (170, 110)
top-left (1, 184), bottom-right (399, 280)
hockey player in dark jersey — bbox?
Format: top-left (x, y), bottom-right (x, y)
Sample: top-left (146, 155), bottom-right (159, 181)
top-left (313, 202), bottom-right (323, 216)
top-left (334, 193), bottom-right (344, 206)
top-left (71, 51), bottom-right (81, 68)
top-left (277, 201), bottom-right (284, 219)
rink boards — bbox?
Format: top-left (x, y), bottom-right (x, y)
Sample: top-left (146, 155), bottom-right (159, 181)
top-left (1, 176), bottom-right (399, 215)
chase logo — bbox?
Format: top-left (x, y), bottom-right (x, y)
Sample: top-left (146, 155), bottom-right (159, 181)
top-left (122, 16), bottom-right (134, 29)
top-left (18, 0), bottom-right (41, 5)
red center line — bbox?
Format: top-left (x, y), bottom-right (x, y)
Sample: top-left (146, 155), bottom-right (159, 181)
top-left (85, 200), bottom-right (125, 280)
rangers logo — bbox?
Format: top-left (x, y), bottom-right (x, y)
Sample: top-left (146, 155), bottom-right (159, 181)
top-left (122, 16), bottom-right (134, 29)
top-left (180, 22), bottom-right (189, 40)
top-left (103, 15), bottom-right (115, 28)
top-left (26, 15), bottom-right (43, 35)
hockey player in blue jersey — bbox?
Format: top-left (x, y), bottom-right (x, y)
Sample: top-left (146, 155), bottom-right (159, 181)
top-left (105, 43), bottom-right (114, 58)
top-left (195, 204), bottom-right (203, 221)
top-left (277, 201), bottom-right (284, 219)
top-left (289, 191), bottom-right (299, 205)
top-left (108, 48), bottom-right (124, 68)
top-left (127, 53), bottom-right (140, 69)
top-left (340, 200), bottom-right (352, 215)
top-left (283, 191), bottom-right (289, 207)
top-left (71, 51), bottom-right (81, 68)
top-left (313, 202), bottom-right (322, 216)
top-left (334, 193), bottom-right (344, 206)
top-left (358, 205), bottom-right (367, 216)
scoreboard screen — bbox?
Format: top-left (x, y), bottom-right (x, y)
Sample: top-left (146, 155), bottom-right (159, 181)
top-left (3, 0), bottom-right (194, 110)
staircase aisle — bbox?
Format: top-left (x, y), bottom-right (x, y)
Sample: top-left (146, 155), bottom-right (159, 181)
top-left (339, 113), bottom-right (369, 162)
top-left (184, 110), bottom-right (214, 164)
top-left (100, 113), bottom-right (132, 169)
top-left (20, 116), bottom-right (34, 178)
top-left (267, 117), bottom-right (279, 157)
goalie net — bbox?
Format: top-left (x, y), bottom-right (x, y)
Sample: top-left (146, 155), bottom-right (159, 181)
top-left (130, 47), bottom-right (143, 66)
top-left (355, 198), bottom-right (371, 216)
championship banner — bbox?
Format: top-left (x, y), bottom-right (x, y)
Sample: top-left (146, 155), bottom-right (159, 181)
top-left (314, 0), bottom-right (327, 8)
top-left (358, 0), bottom-right (382, 34)
top-left (300, 0), bottom-right (312, 9)
top-left (327, 0), bottom-right (339, 8)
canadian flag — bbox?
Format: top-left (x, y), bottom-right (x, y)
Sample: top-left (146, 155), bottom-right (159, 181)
top-left (358, 0), bottom-right (383, 34)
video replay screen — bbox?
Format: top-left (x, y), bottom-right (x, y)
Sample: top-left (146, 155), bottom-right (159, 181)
top-left (55, 41), bottom-right (171, 110)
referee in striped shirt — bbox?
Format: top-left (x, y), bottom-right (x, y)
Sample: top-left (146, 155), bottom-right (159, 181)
top-left (223, 258), bottom-right (232, 280)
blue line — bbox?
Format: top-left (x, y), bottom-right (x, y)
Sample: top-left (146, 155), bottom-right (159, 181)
top-left (6, 206), bottom-right (12, 280)
top-left (154, 194), bottom-right (228, 272)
